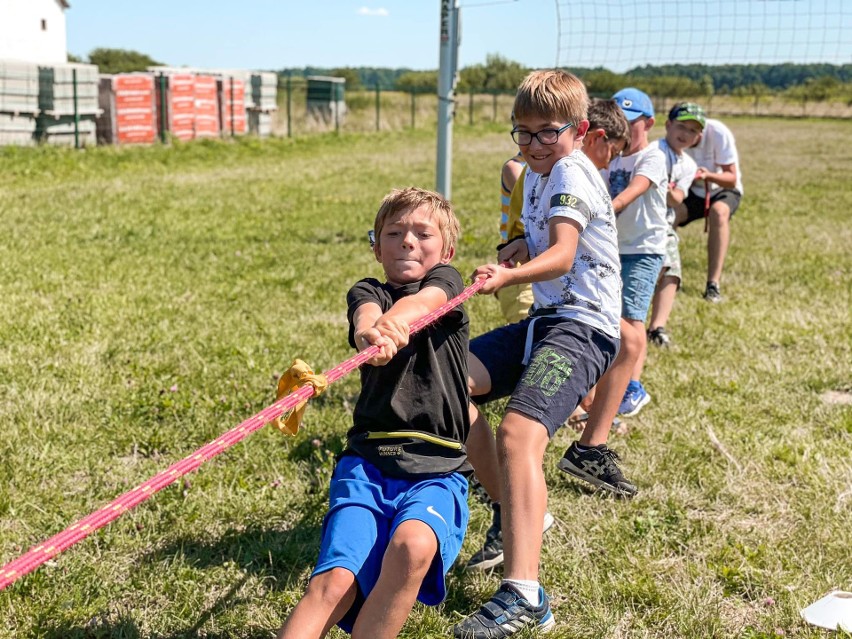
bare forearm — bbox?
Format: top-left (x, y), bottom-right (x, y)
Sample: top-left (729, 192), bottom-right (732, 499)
top-left (381, 293), bottom-right (442, 326)
top-left (502, 244), bottom-right (575, 286)
top-left (703, 171), bottom-right (736, 189)
top-left (612, 175), bottom-right (652, 213)
top-left (698, 164), bottom-right (737, 190)
top-left (667, 187), bottom-right (686, 207)
top-left (353, 304), bottom-right (383, 337)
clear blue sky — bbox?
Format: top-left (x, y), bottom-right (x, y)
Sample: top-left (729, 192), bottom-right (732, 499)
top-left (66, 0), bottom-right (851, 73)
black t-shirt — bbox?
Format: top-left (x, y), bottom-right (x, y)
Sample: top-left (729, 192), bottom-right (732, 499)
top-left (342, 264), bottom-right (471, 478)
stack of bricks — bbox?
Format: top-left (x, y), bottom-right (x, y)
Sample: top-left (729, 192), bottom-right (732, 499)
top-left (218, 74), bottom-right (247, 136)
top-left (154, 72), bottom-right (195, 141)
top-left (97, 74), bottom-right (156, 145)
top-left (193, 74), bottom-right (220, 139)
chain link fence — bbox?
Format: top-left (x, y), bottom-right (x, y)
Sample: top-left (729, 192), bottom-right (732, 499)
top-left (272, 77), bottom-right (850, 138)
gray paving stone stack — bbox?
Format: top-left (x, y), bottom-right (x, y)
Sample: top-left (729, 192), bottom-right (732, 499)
top-left (248, 71), bottom-right (278, 137)
top-left (37, 63), bottom-right (100, 146)
top-left (0, 60), bottom-right (39, 146)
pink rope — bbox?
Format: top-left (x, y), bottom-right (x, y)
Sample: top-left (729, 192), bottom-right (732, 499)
top-left (0, 277), bottom-right (486, 591)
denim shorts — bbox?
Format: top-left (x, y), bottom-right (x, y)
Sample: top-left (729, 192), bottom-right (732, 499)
top-left (469, 316), bottom-right (619, 438)
top-left (620, 253), bottom-right (664, 321)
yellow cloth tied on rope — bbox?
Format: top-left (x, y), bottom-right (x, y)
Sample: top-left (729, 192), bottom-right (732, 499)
top-left (269, 359), bottom-right (328, 435)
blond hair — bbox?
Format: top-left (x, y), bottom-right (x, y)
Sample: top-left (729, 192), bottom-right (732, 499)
top-left (374, 187), bottom-right (460, 260)
top-left (513, 69), bottom-right (588, 127)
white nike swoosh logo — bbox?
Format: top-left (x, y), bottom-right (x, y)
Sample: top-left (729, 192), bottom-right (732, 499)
top-left (426, 505), bottom-right (447, 525)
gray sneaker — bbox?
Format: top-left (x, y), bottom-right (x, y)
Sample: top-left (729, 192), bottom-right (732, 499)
top-left (452, 583), bottom-right (555, 638)
top-left (704, 282), bottom-right (722, 303)
top-left (557, 442), bottom-right (637, 497)
top-left (466, 505), bottom-right (504, 571)
top-left (466, 505), bottom-right (556, 572)
top-left (647, 326), bottom-right (671, 347)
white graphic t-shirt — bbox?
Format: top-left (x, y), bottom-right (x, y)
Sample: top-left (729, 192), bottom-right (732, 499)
top-left (686, 118), bottom-right (743, 197)
top-left (650, 138), bottom-right (698, 229)
top-left (603, 143), bottom-right (668, 255)
top-left (521, 150), bottom-right (621, 338)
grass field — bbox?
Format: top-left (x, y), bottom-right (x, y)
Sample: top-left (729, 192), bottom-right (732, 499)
top-left (0, 117), bottom-right (850, 639)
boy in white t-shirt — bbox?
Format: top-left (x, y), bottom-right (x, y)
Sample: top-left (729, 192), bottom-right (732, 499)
top-left (676, 115), bottom-right (743, 302)
top-left (647, 103), bottom-right (705, 347)
top-left (602, 88), bottom-right (668, 417)
top-left (454, 69), bottom-right (622, 638)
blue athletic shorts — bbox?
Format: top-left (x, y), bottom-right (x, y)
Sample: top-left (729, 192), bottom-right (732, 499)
top-left (312, 455), bottom-right (469, 632)
top-left (470, 317), bottom-right (618, 438)
top-left (620, 253), bottom-right (664, 321)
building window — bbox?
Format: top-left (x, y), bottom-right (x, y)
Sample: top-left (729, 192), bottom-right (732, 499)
top-left (41, 19), bottom-right (47, 31)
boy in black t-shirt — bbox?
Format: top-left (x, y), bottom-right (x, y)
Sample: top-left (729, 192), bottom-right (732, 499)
top-left (277, 187), bottom-right (470, 639)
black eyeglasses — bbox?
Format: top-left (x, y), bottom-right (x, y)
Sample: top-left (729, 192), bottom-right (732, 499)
top-left (511, 123), bottom-right (573, 146)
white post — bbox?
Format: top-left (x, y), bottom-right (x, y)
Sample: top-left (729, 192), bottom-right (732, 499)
top-left (436, 0), bottom-right (460, 198)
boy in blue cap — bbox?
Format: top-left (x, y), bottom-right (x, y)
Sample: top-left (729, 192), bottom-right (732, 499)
top-left (603, 87), bottom-right (668, 417)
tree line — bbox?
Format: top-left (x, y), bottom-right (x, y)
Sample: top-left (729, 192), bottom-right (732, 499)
top-left (68, 49), bottom-right (851, 103)
top-left (282, 56), bottom-right (852, 102)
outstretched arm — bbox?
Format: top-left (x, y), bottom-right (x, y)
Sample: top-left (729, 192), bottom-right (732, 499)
top-left (352, 285), bottom-right (450, 365)
top-left (474, 218), bottom-right (581, 294)
top-left (352, 302), bottom-right (397, 366)
top-left (611, 175), bottom-right (652, 214)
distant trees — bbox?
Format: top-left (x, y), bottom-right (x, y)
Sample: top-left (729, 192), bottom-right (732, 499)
top-left (458, 54), bottom-right (528, 92)
top-left (282, 67), bottom-right (402, 89)
top-left (627, 62), bottom-right (852, 93)
top-left (565, 67), bottom-right (703, 99)
top-left (329, 68), bottom-right (362, 91)
top-left (86, 48), bottom-right (162, 74)
top-left (784, 76), bottom-right (852, 106)
top-left (569, 67), bottom-right (624, 96)
top-left (395, 70), bottom-right (438, 93)
top-left (277, 59), bottom-right (851, 105)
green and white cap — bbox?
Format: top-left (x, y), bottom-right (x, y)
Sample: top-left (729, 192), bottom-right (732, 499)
top-left (668, 102), bottom-right (706, 128)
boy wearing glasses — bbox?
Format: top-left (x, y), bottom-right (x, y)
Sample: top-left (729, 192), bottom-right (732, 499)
top-left (602, 87), bottom-right (668, 418)
top-left (464, 97), bottom-right (632, 574)
top-left (454, 70), bottom-right (622, 638)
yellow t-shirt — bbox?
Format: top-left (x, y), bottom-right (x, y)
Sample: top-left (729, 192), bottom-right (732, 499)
top-left (506, 168), bottom-right (526, 242)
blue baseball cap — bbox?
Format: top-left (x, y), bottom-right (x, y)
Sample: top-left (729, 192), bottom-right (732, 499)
top-left (612, 88), bottom-right (654, 121)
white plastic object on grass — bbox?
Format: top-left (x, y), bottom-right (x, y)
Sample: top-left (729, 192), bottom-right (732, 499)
top-left (800, 590), bottom-right (852, 631)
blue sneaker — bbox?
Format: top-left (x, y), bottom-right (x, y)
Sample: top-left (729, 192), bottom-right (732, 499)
top-left (618, 382), bottom-right (651, 417)
top-left (452, 583), bottom-right (555, 638)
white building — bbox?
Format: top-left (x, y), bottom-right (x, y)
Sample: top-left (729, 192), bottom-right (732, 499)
top-left (0, 0), bottom-right (69, 64)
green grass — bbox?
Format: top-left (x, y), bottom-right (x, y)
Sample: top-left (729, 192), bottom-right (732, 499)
top-left (1, 118), bottom-right (851, 638)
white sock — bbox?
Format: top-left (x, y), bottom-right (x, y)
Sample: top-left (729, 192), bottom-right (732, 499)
top-left (502, 579), bottom-right (540, 606)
